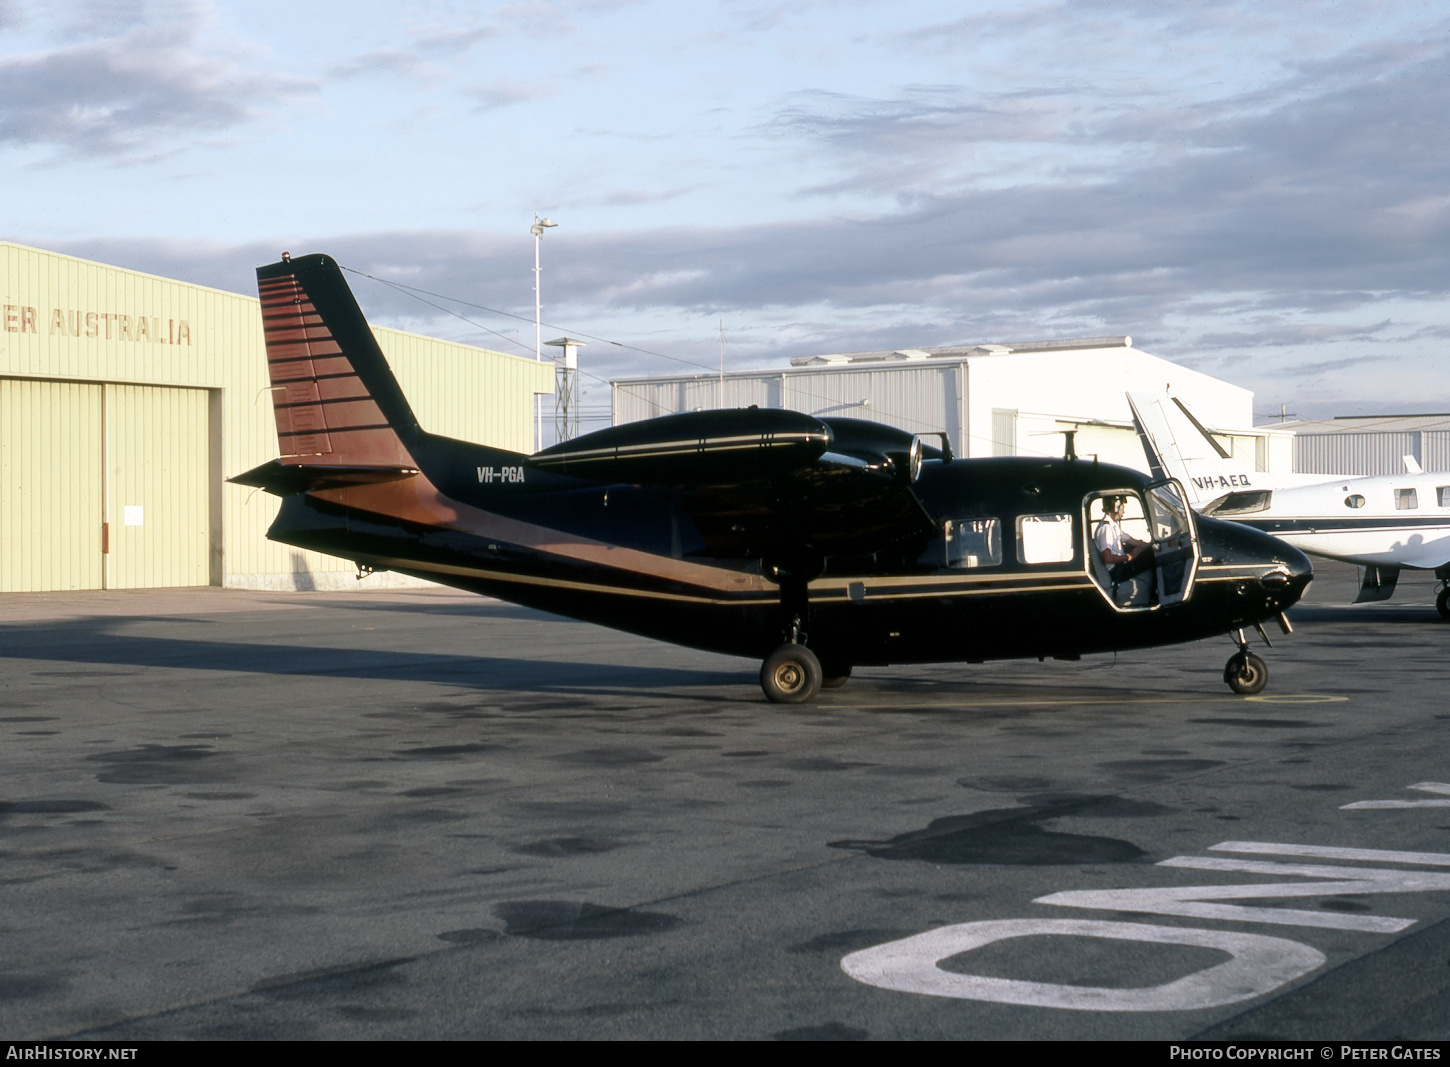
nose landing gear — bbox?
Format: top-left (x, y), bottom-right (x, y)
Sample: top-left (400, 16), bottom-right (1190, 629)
top-left (1224, 649), bottom-right (1268, 695)
top-left (1223, 627), bottom-right (1269, 695)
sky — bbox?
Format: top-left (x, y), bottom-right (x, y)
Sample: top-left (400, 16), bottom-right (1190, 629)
top-left (3, 0), bottom-right (1448, 427)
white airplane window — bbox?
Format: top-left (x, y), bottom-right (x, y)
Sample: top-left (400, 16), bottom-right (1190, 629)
top-left (1017, 513), bottom-right (1075, 565)
top-left (1438, 486), bottom-right (1450, 508)
top-left (1395, 488), bottom-right (1418, 510)
top-left (1345, 495), bottom-right (1365, 509)
top-left (944, 517), bottom-right (1002, 568)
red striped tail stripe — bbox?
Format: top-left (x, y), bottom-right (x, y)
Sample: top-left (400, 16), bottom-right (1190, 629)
top-left (258, 273), bottom-right (412, 467)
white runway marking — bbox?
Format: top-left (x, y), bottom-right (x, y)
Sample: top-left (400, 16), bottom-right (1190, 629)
top-left (1342, 782), bottom-right (1450, 810)
top-left (1210, 840), bottom-right (1450, 865)
top-left (844, 810), bottom-right (1450, 1012)
top-left (840, 919), bottom-right (1325, 1012)
top-left (1036, 850), bottom-right (1450, 933)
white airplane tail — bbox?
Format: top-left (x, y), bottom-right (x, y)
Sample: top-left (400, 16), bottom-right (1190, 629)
top-left (1126, 392), bottom-right (1273, 507)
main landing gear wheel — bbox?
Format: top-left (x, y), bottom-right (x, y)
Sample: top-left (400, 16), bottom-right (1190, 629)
top-left (1224, 651), bottom-right (1268, 695)
top-left (820, 664), bottom-right (852, 689)
top-left (1437, 586), bottom-right (1450, 621)
top-left (761, 645), bottom-right (823, 704)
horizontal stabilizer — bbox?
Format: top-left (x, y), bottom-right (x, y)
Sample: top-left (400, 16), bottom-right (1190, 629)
top-left (229, 459), bottom-right (418, 497)
top-left (530, 408), bottom-right (832, 485)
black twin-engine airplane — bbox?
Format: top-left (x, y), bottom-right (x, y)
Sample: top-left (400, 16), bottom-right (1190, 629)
top-left (233, 254), bottom-right (1313, 702)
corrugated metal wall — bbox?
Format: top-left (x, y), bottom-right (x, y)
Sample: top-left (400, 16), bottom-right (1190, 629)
top-left (0, 378), bottom-right (104, 592)
top-left (614, 364), bottom-right (966, 452)
top-left (1, 241), bottom-right (552, 592)
top-left (1295, 431), bottom-right (1450, 476)
top-left (105, 384), bottom-right (211, 589)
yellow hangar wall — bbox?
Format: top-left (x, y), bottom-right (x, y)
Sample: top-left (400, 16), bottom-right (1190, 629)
top-left (0, 241), bottom-right (552, 594)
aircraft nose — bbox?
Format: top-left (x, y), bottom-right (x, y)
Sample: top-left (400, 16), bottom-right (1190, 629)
top-left (1209, 519), bottom-right (1315, 608)
top-left (1259, 541), bottom-right (1314, 605)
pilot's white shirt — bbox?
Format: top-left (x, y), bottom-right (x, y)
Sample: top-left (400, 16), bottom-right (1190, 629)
top-left (1095, 515), bottom-right (1125, 558)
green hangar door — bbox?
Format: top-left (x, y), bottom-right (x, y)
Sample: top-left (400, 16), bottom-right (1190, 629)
top-left (1, 379), bottom-right (211, 592)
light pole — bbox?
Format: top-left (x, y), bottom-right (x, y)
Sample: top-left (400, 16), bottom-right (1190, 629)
top-left (546, 336), bottom-right (586, 443)
top-left (531, 214), bottom-right (557, 451)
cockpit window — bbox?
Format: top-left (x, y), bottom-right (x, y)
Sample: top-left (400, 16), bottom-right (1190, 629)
top-left (1345, 494), bottom-right (1365, 509)
top-left (1146, 481), bottom-right (1192, 543)
top-left (1016, 513), bottom-right (1076, 564)
top-left (1439, 486), bottom-right (1450, 508)
top-left (1395, 488), bottom-right (1418, 510)
top-left (1206, 489), bottom-right (1272, 515)
top-left (944, 517), bottom-right (1001, 568)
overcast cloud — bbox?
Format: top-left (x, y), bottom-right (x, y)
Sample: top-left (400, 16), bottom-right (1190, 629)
top-left (0, 1), bottom-right (313, 160)
top-left (4, 0), bottom-right (1448, 419)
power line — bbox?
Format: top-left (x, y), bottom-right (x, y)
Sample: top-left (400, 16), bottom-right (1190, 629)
top-left (340, 265), bottom-right (720, 375)
top-left (337, 262), bottom-right (1056, 457)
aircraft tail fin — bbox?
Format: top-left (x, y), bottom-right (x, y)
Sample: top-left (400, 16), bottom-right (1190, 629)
top-left (1127, 391), bottom-right (1268, 506)
top-left (255, 254), bottom-right (420, 470)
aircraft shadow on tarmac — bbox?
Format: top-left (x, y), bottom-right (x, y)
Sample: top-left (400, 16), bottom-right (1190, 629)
top-left (272, 598), bottom-right (552, 622)
top-left (0, 620), bottom-right (746, 696)
top-left (0, 618), bottom-right (1196, 706)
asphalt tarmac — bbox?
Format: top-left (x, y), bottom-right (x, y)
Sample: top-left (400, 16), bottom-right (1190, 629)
top-left (2, 562), bottom-right (1448, 1040)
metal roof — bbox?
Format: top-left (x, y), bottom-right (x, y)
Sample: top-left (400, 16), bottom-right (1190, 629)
top-left (788, 335), bottom-right (1132, 367)
top-left (1278, 413), bottom-right (1450, 434)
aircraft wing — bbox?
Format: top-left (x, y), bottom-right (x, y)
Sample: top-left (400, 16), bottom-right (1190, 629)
top-left (530, 410), bottom-right (940, 566)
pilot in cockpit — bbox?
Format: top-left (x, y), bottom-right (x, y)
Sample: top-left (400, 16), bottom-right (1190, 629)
top-left (1095, 495), bottom-right (1155, 605)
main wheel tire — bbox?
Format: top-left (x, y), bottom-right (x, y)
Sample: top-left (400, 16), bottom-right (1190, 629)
top-left (761, 645), bottom-right (823, 704)
top-left (1437, 586), bottom-right (1450, 621)
top-left (1224, 651), bottom-right (1268, 695)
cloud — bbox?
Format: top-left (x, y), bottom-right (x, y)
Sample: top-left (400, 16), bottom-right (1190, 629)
top-left (0, 5), bottom-right (314, 160)
top-left (1280, 353), bottom-right (1395, 378)
top-left (571, 185), bottom-right (707, 208)
top-left (1194, 320), bottom-right (1396, 350)
top-left (328, 48), bottom-right (435, 81)
top-left (469, 81), bottom-right (553, 110)
top-left (413, 25), bottom-right (499, 55)
top-left (23, 21), bottom-right (1450, 411)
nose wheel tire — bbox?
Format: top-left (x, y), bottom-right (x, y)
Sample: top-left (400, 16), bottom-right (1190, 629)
top-left (761, 645), bottom-right (823, 704)
top-left (820, 662), bottom-right (852, 689)
top-left (1436, 587), bottom-right (1450, 620)
top-left (1224, 651), bottom-right (1268, 695)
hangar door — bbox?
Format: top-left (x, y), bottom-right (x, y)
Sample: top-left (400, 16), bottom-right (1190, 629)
top-left (0, 378), bottom-right (210, 592)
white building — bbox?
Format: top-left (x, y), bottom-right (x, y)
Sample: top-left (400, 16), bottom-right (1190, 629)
top-left (613, 336), bottom-right (1293, 475)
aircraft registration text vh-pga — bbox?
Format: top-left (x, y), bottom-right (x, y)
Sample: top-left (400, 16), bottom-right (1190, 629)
top-left (232, 254), bottom-right (1313, 702)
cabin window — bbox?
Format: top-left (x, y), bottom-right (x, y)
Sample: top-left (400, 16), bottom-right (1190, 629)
top-left (944, 517), bottom-right (1002, 568)
top-left (1344, 495), bottom-right (1365, 509)
top-left (1395, 488), bottom-right (1418, 510)
top-left (1438, 486), bottom-right (1450, 508)
top-left (1017, 513), bottom-right (1076, 565)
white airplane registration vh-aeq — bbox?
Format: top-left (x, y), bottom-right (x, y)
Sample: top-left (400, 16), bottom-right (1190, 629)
top-left (1127, 391), bottom-right (1450, 619)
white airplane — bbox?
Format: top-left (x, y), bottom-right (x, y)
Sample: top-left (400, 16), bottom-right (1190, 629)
top-left (1127, 391), bottom-right (1450, 618)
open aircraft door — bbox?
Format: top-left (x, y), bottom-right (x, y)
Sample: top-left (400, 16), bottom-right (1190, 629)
top-left (1087, 478), bottom-right (1199, 610)
top-left (1145, 478), bottom-right (1199, 607)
